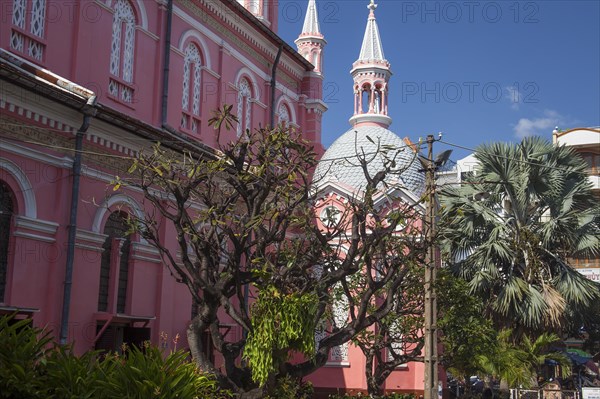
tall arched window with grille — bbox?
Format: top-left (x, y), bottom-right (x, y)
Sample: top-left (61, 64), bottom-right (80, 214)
top-left (0, 182), bottom-right (14, 303)
top-left (236, 78), bottom-right (252, 137)
top-left (98, 212), bottom-right (131, 313)
top-left (277, 103), bottom-right (290, 126)
top-left (10, 0), bottom-right (47, 61)
top-left (181, 43), bottom-right (202, 133)
top-left (109, 0), bottom-right (136, 103)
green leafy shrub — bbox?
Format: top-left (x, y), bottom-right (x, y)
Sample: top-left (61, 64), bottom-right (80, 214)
top-left (265, 375), bottom-right (313, 399)
top-left (44, 347), bottom-right (102, 399)
top-left (329, 393), bottom-right (416, 399)
top-left (0, 315), bottom-right (231, 399)
top-left (0, 315), bottom-right (53, 399)
top-left (97, 343), bottom-right (231, 399)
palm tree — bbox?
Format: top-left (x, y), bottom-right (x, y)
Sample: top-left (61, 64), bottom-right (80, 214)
top-left (476, 330), bottom-right (572, 390)
top-left (439, 137), bottom-right (600, 334)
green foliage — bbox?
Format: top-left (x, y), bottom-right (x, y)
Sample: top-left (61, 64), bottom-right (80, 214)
top-left (0, 315), bottom-right (52, 399)
top-left (264, 375), bottom-right (314, 399)
top-left (328, 393), bottom-right (416, 399)
top-left (476, 329), bottom-right (571, 389)
top-left (0, 315), bottom-right (231, 399)
top-left (437, 270), bottom-right (496, 382)
top-left (439, 136), bottom-right (600, 333)
top-left (244, 286), bottom-right (318, 386)
top-left (44, 347), bottom-right (102, 399)
top-left (98, 344), bottom-right (229, 399)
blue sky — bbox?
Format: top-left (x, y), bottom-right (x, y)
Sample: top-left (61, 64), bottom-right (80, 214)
top-left (278, 0), bottom-right (600, 159)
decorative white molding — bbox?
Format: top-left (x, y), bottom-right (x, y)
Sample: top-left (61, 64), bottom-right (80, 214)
top-left (104, 0), bottom-right (149, 30)
top-left (131, 242), bottom-right (161, 263)
top-left (14, 216), bottom-right (59, 235)
top-left (0, 157), bottom-right (37, 218)
top-left (75, 229), bottom-right (108, 252)
top-left (234, 67), bottom-right (261, 100)
top-left (201, 65), bottom-right (221, 80)
top-left (177, 29), bottom-right (213, 70)
top-left (275, 94), bottom-right (298, 125)
top-left (12, 231), bottom-right (56, 243)
top-left (325, 361), bottom-right (351, 367)
top-left (91, 194), bottom-right (145, 236)
top-left (0, 140), bottom-right (73, 169)
top-left (76, 229), bottom-right (108, 245)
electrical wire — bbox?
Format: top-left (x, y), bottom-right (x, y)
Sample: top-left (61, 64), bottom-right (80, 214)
top-left (438, 139), bottom-right (595, 178)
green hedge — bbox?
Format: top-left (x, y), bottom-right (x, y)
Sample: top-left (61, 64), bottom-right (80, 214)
top-left (0, 315), bottom-right (232, 399)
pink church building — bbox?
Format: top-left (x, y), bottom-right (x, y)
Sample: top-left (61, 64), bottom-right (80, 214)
top-left (309, 0), bottom-right (430, 396)
top-left (0, 0), bottom-right (428, 395)
top-left (0, 0), bottom-right (324, 352)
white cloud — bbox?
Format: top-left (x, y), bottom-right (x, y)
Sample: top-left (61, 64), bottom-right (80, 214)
top-left (513, 110), bottom-right (562, 138)
top-left (505, 85), bottom-right (521, 111)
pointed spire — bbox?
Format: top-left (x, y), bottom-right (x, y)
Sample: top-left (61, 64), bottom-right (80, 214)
top-left (349, 0), bottom-right (392, 129)
top-left (301, 0), bottom-right (321, 36)
top-left (295, 0), bottom-right (326, 74)
top-left (358, 0), bottom-right (386, 62)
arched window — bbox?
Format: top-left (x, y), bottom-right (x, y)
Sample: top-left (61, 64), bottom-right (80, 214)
top-left (277, 103), bottom-right (290, 126)
top-left (109, 0), bottom-right (136, 103)
top-left (361, 85), bottom-right (370, 114)
top-left (236, 78), bottom-right (252, 137)
top-left (181, 43), bottom-right (202, 133)
top-left (98, 212), bottom-right (131, 313)
top-left (0, 182), bottom-right (14, 303)
top-left (330, 282), bottom-right (349, 363)
top-left (10, 0), bottom-right (47, 61)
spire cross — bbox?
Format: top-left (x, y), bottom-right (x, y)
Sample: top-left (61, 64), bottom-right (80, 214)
top-left (368, 0), bottom-right (377, 18)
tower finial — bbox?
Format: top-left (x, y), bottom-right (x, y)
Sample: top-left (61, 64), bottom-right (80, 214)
top-left (368, 0), bottom-right (377, 17)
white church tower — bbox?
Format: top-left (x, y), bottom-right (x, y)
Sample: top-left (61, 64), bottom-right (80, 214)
top-left (295, 0), bottom-right (326, 74)
top-left (350, 0), bottom-right (392, 128)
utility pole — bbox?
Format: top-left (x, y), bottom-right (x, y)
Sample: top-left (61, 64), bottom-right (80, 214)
top-left (423, 134), bottom-right (438, 399)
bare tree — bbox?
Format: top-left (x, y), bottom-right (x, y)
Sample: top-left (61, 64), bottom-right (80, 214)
top-left (116, 106), bottom-right (426, 398)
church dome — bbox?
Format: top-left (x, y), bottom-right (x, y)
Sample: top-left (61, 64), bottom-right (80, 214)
top-left (314, 125), bottom-right (425, 196)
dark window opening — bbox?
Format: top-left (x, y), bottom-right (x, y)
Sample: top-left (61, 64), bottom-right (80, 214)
top-left (0, 181), bottom-right (15, 303)
top-left (95, 323), bottom-right (150, 354)
top-left (98, 212), bottom-right (131, 312)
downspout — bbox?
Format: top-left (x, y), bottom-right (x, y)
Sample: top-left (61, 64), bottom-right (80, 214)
top-left (59, 95), bottom-right (97, 345)
top-left (161, 0), bottom-right (174, 127)
top-left (269, 44), bottom-right (283, 127)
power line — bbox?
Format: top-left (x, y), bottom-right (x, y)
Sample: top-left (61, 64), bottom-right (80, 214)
top-left (439, 139), bottom-right (594, 178)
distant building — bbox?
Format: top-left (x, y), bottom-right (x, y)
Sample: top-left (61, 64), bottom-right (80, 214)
top-left (553, 126), bottom-right (600, 281)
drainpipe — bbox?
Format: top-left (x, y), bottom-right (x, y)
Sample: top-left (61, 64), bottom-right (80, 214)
top-left (59, 95), bottom-right (97, 345)
top-left (161, 0), bottom-right (174, 127)
top-left (269, 44), bottom-right (283, 127)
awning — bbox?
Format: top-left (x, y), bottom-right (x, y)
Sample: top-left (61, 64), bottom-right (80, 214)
top-left (0, 305), bottom-right (40, 318)
top-left (93, 313), bottom-right (156, 345)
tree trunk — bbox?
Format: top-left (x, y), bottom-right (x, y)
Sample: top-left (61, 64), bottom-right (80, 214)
top-left (365, 352), bottom-right (383, 398)
top-left (187, 314), bottom-right (215, 372)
